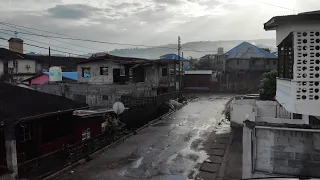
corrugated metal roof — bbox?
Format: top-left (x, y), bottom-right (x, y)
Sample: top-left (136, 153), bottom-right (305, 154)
top-left (225, 42), bottom-right (277, 59)
top-left (185, 70), bottom-right (212, 75)
top-left (43, 72), bottom-right (89, 80)
top-left (160, 54), bottom-right (189, 61)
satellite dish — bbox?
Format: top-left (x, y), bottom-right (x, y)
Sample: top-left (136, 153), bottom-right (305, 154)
top-left (113, 101), bottom-right (125, 115)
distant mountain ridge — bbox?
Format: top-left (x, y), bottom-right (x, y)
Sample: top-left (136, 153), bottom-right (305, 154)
top-left (108, 39), bottom-right (276, 59)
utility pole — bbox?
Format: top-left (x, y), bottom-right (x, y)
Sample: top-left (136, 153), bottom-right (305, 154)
top-left (49, 47), bottom-right (51, 68)
top-left (178, 36), bottom-right (181, 95)
top-left (181, 52), bottom-right (184, 93)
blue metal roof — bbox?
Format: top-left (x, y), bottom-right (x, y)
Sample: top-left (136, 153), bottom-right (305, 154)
top-left (225, 42), bottom-right (277, 59)
top-left (160, 54), bottom-right (189, 61)
top-left (43, 72), bottom-right (89, 80)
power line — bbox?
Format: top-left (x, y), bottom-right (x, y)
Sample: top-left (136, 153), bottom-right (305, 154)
top-left (0, 24), bottom-right (108, 52)
top-left (0, 37), bottom-right (88, 57)
top-left (0, 30), bottom-right (92, 55)
top-left (247, 0), bottom-right (301, 13)
top-left (0, 24), bottom-right (178, 50)
top-left (0, 44), bottom-right (43, 55)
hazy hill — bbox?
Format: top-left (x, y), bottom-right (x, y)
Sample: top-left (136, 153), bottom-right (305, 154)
top-left (108, 39), bottom-right (276, 59)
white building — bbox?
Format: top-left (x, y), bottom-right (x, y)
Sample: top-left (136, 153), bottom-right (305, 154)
top-left (265, 12), bottom-right (320, 120)
top-left (0, 38), bottom-right (40, 82)
top-left (231, 12), bottom-right (320, 179)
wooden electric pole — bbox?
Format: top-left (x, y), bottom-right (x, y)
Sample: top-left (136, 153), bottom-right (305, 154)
top-left (181, 52), bottom-right (184, 92)
top-left (178, 36), bottom-right (181, 95)
top-left (49, 47), bottom-right (51, 68)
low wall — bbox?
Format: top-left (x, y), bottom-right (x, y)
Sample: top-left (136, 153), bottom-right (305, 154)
top-left (243, 121), bottom-right (320, 179)
top-left (230, 98), bottom-right (292, 125)
top-left (31, 83), bottom-right (157, 108)
top-left (257, 117), bottom-right (305, 124)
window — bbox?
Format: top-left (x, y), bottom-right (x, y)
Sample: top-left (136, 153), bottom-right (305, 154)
top-left (102, 95), bottom-right (108, 100)
top-left (252, 60), bottom-right (256, 65)
top-left (273, 60), bottom-right (276, 65)
top-left (162, 66), bottom-right (168, 76)
top-left (81, 67), bottom-right (90, 77)
top-left (237, 60), bottom-right (240, 65)
top-left (101, 122), bottom-right (107, 132)
top-left (13, 60), bottom-right (18, 68)
top-left (82, 128), bottom-right (91, 141)
top-left (20, 122), bottom-right (35, 142)
top-left (100, 67), bottom-right (109, 75)
top-left (120, 68), bottom-right (125, 76)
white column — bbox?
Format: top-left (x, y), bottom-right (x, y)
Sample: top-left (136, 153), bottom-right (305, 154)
top-left (302, 114), bottom-right (309, 124)
top-left (5, 140), bottom-right (18, 175)
top-left (4, 120), bottom-right (18, 179)
top-left (242, 124), bottom-right (253, 179)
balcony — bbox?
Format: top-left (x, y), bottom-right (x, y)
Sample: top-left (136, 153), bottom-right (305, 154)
top-left (276, 78), bottom-right (320, 116)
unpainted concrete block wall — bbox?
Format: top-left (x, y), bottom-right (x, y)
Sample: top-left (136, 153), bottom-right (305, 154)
top-left (255, 128), bottom-right (320, 177)
top-left (32, 83), bottom-right (157, 108)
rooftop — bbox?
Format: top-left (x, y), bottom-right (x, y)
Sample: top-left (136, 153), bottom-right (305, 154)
top-left (185, 70), bottom-right (212, 75)
top-left (78, 53), bottom-right (149, 65)
top-left (0, 83), bottom-right (88, 122)
top-left (0, 48), bottom-right (24, 59)
top-left (8, 37), bottom-right (23, 43)
top-left (160, 54), bottom-right (189, 61)
top-left (225, 42), bottom-right (277, 59)
top-left (264, 11), bottom-right (320, 30)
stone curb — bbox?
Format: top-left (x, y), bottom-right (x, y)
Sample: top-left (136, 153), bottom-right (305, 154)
top-left (43, 99), bottom-right (190, 180)
top-left (217, 130), bottom-right (234, 180)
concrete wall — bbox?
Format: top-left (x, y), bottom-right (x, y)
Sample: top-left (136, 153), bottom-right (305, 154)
top-left (276, 21), bottom-right (320, 46)
top-left (231, 99), bottom-right (294, 125)
top-left (145, 65), bottom-right (160, 87)
top-left (257, 117), bottom-right (305, 124)
top-left (256, 101), bottom-right (278, 117)
top-left (243, 123), bottom-right (320, 179)
top-left (77, 61), bottom-right (124, 84)
top-left (230, 99), bottom-right (257, 124)
top-left (227, 59), bottom-right (250, 70)
top-left (32, 83), bottom-right (157, 108)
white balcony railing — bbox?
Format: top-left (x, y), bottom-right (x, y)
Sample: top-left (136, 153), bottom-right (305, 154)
top-left (276, 78), bottom-right (320, 116)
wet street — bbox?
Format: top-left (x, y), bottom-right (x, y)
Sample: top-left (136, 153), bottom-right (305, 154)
top-left (57, 94), bottom-right (232, 180)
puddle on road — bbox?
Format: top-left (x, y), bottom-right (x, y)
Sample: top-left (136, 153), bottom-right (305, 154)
top-left (132, 157), bottom-right (144, 168)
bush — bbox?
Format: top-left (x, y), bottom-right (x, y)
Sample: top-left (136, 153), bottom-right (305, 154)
top-left (259, 70), bottom-right (277, 100)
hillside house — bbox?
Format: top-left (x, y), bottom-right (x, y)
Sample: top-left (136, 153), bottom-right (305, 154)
top-left (77, 54), bottom-right (178, 92)
top-left (0, 47), bottom-right (40, 82)
top-left (0, 38), bottom-right (87, 83)
top-left (0, 83), bottom-right (108, 179)
top-left (225, 42), bottom-right (277, 72)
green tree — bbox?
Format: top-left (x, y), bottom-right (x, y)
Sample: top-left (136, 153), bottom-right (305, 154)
top-left (259, 70), bottom-right (277, 100)
top-left (189, 56), bottom-right (199, 70)
top-left (197, 57), bottom-right (213, 70)
top-left (262, 48), bottom-right (271, 53)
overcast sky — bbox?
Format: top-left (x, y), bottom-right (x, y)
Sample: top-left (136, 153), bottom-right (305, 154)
top-left (0, 0), bottom-right (319, 55)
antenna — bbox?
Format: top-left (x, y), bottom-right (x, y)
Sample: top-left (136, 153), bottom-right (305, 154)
top-left (14, 31), bottom-right (18, 38)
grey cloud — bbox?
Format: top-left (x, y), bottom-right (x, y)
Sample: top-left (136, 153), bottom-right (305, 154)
top-left (153, 0), bottom-right (184, 5)
top-left (110, 2), bottom-right (142, 9)
top-left (48, 4), bottom-right (100, 19)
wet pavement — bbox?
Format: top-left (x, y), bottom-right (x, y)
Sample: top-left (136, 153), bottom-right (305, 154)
top-left (56, 94), bottom-right (232, 180)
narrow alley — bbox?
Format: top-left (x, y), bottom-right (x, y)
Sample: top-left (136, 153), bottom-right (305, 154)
top-left (55, 94), bottom-right (232, 180)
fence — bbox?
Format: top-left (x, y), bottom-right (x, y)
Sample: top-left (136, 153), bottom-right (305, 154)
top-left (121, 91), bottom-right (179, 108)
top-left (18, 133), bottom-right (116, 179)
top-left (18, 92), bottom-right (179, 179)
